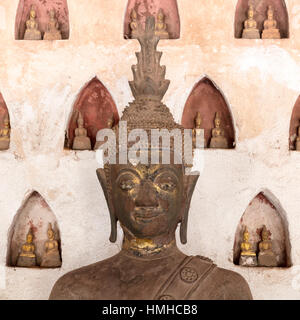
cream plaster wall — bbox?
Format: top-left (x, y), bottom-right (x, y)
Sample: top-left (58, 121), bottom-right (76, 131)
top-left (0, 0), bottom-right (300, 300)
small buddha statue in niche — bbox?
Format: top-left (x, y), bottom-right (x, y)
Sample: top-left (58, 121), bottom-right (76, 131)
top-left (239, 227), bottom-right (257, 267)
top-left (295, 121), bottom-right (300, 151)
top-left (94, 114), bottom-right (115, 150)
top-left (41, 223), bottom-right (62, 268)
top-left (72, 112), bottom-right (91, 150)
top-left (0, 116), bottom-right (10, 150)
top-left (209, 112), bottom-right (229, 149)
top-left (242, 5), bottom-right (260, 39)
top-left (24, 5), bottom-right (42, 40)
top-left (16, 228), bottom-right (37, 267)
top-left (130, 9), bottom-right (139, 39)
top-left (258, 225), bottom-right (278, 267)
top-left (155, 9), bottom-right (169, 39)
top-left (192, 112), bottom-right (204, 149)
top-left (43, 9), bottom-right (62, 41)
top-left (262, 5), bottom-right (281, 39)
top-left (50, 16), bottom-right (252, 301)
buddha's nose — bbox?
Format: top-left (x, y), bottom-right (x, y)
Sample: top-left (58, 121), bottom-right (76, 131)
top-left (135, 181), bottom-right (159, 208)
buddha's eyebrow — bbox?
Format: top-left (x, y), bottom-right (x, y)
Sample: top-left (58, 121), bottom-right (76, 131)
top-left (117, 168), bottom-right (141, 178)
top-left (151, 167), bottom-right (179, 178)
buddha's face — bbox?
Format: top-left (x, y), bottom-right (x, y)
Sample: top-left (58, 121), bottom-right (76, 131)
top-left (30, 10), bottom-right (36, 19)
top-left (131, 10), bottom-right (137, 20)
top-left (48, 229), bottom-right (54, 240)
top-left (27, 234), bottom-right (33, 243)
top-left (262, 231), bottom-right (268, 241)
top-left (107, 119), bottom-right (113, 128)
top-left (110, 163), bottom-right (184, 239)
top-left (248, 10), bottom-right (254, 19)
top-left (78, 117), bottom-right (84, 127)
top-left (215, 118), bottom-right (221, 127)
top-left (244, 232), bottom-right (249, 242)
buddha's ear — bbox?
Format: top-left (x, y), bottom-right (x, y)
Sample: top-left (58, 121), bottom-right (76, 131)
top-left (180, 173), bottom-right (199, 244)
top-left (96, 168), bottom-right (118, 243)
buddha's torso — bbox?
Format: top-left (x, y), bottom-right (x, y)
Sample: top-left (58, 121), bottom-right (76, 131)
top-left (20, 243), bottom-right (35, 257)
top-left (75, 127), bottom-right (87, 137)
top-left (26, 19), bottom-right (38, 30)
top-left (48, 19), bottom-right (58, 32)
top-left (0, 127), bottom-right (9, 139)
top-left (156, 21), bottom-right (166, 32)
top-left (259, 240), bottom-right (273, 253)
top-left (46, 240), bottom-right (58, 253)
top-left (241, 241), bottom-right (255, 255)
top-left (245, 18), bottom-right (257, 29)
top-left (264, 19), bottom-right (277, 30)
top-left (50, 248), bottom-right (252, 300)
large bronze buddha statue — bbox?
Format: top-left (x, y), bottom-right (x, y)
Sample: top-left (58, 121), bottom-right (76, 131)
top-left (50, 16), bottom-right (252, 300)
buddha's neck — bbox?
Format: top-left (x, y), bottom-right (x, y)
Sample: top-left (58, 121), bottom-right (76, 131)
top-left (121, 229), bottom-right (178, 260)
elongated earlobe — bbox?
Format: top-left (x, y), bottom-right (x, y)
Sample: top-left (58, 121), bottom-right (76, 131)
top-left (96, 168), bottom-right (118, 243)
top-left (180, 173), bottom-right (199, 244)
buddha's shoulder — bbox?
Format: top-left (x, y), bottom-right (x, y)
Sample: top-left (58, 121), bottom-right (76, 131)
top-left (49, 254), bottom-right (122, 300)
top-left (189, 256), bottom-right (253, 300)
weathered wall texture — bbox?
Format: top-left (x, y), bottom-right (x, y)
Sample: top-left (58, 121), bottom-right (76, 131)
top-left (0, 0), bottom-right (300, 299)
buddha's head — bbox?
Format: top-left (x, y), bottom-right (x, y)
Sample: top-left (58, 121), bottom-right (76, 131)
top-left (131, 9), bottom-right (137, 21)
top-left (3, 117), bottom-right (9, 128)
top-left (248, 5), bottom-right (254, 19)
top-left (47, 223), bottom-right (55, 240)
top-left (157, 9), bottom-right (165, 23)
top-left (261, 225), bottom-right (270, 241)
top-left (49, 9), bottom-right (56, 19)
top-left (26, 229), bottom-right (33, 244)
top-left (96, 16), bottom-right (199, 250)
top-left (194, 112), bottom-right (202, 129)
top-left (267, 5), bottom-right (274, 20)
top-left (243, 227), bottom-right (250, 242)
top-left (107, 114), bottom-right (114, 129)
top-left (29, 6), bottom-right (36, 19)
top-left (214, 112), bottom-right (221, 128)
top-left (77, 112), bottom-right (84, 128)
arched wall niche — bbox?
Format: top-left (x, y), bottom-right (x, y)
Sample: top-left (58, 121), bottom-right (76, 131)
top-left (234, 0), bottom-right (289, 39)
top-left (66, 77), bottom-right (119, 150)
top-left (7, 191), bottom-right (62, 267)
top-left (181, 77), bottom-right (235, 149)
top-left (15, 0), bottom-right (70, 40)
top-left (124, 0), bottom-right (180, 39)
top-left (289, 95), bottom-right (300, 150)
top-left (233, 190), bottom-right (291, 267)
top-left (0, 92), bottom-right (10, 151)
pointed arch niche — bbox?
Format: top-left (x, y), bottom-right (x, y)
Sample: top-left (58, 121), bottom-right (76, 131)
top-left (15, 0), bottom-right (70, 40)
top-left (181, 77), bottom-right (235, 149)
top-left (234, 0), bottom-right (289, 39)
top-left (7, 191), bottom-right (62, 268)
top-left (233, 191), bottom-right (291, 267)
top-left (0, 92), bottom-right (10, 151)
top-left (66, 77), bottom-right (119, 150)
top-left (124, 0), bottom-right (180, 39)
top-left (289, 96), bottom-right (300, 150)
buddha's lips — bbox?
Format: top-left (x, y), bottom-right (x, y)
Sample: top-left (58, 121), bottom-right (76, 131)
top-left (133, 208), bottom-right (163, 221)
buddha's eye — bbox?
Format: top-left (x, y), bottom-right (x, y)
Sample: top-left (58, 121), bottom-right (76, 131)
top-left (158, 181), bottom-right (176, 191)
top-left (119, 180), bottom-right (135, 191)
top-left (155, 173), bottom-right (178, 192)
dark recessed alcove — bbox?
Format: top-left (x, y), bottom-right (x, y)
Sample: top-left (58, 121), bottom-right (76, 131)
top-left (181, 77), bottom-right (235, 149)
top-left (66, 77), bottom-right (119, 150)
top-left (15, 0), bottom-right (70, 40)
top-left (124, 0), bottom-right (180, 39)
top-left (0, 92), bottom-right (10, 151)
top-left (289, 96), bottom-right (300, 150)
top-left (7, 191), bottom-right (62, 268)
top-left (233, 191), bottom-right (291, 267)
top-left (234, 0), bottom-right (289, 39)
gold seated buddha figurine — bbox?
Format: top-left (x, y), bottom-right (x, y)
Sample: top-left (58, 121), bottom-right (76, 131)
top-left (24, 5), bottom-right (42, 40)
top-left (72, 112), bottom-right (91, 150)
top-left (50, 16), bottom-right (252, 301)
top-left (258, 225), bottom-right (278, 267)
top-left (41, 223), bottom-right (62, 268)
top-left (16, 229), bottom-right (37, 267)
top-left (262, 5), bottom-right (281, 39)
top-left (130, 9), bottom-right (139, 39)
top-left (43, 9), bottom-right (62, 40)
top-left (209, 112), bottom-right (229, 149)
top-left (155, 9), bottom-right (169, 39)
top-left (192, 112), bottom-right (204, 149)
top-left (0, 116), bottom-right (10, 150)
top-left (242, 5), bottom-right (260, 39)
top-left (239, 227), bottom-right (257, 267)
